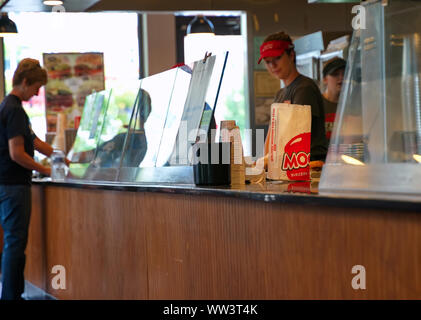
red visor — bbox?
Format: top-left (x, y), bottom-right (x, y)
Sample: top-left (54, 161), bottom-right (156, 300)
top-left (258, 40), bottom-right (294, 64)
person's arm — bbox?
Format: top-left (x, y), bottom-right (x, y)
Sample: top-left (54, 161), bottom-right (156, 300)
top-left (34, 137), bottom-right (72, 165)
top-left (9, 136), bottom-right (51, 176)
top-left (34, 136), bottom-right (53, 157)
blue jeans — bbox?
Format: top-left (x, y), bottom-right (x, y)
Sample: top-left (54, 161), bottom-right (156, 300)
top-left (0, 185), bottom-right (31, 300)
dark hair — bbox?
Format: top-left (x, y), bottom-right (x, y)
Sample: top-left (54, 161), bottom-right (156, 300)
top-left (263, 31), bottom-right (296, 65)
top-left (322, 57), bottom-right (346, 78)
top-left (13, 58), bottom-right (48, 87)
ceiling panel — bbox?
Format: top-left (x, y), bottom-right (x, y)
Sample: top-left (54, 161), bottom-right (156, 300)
top-left (87, 0), bottom-right (359, 12)
top-left (1, 0), bottom-right (101, 12)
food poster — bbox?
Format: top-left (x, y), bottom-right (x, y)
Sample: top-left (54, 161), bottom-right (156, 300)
top-left (43, 52), bottom-right (105, 132)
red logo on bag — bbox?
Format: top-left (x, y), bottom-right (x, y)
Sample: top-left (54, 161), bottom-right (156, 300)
top-left (281, 132), bottom-right (311, 180)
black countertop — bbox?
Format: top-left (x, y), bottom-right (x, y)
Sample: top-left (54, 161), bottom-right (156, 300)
top-left (32, 178), bottom-right (421, 212)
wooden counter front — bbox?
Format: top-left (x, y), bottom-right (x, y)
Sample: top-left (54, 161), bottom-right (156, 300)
top-left (25, 183), bottom-right (421, 299)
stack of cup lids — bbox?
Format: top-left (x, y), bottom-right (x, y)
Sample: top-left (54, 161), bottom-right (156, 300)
top-left (339, 142), bottom-right (365, 162)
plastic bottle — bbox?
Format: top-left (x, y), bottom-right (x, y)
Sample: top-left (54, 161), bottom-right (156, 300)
top-left (51, 149), bottom-right (67, 181)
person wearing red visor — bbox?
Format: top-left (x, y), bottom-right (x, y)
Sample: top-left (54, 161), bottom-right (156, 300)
top-left (260, 31), bottom-right (328, 163)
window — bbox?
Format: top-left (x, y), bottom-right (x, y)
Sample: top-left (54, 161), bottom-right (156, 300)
top-left (3, 12), bottom-right (140, 143)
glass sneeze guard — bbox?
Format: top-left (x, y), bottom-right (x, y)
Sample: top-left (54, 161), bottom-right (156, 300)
top-left (320, 0), bottom-right (421, 199)
top-left (66, 53), bottom-right (228, 184)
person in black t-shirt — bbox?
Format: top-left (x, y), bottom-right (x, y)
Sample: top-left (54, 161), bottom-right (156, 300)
top-left (0, 58), bottom-right (53, 300)
top-left (258, 31), bottom-right (328, 164)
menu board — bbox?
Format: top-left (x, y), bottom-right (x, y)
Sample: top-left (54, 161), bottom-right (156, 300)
top-left (43, 52), bottom-right (105, 132)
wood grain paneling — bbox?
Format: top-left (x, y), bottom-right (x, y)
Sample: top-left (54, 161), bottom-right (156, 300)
top-left (43, 187), bottom-right (148, 300)
top-left (144, 193), bottom-right (420, 299)
top-left (28, 185), bottom-right (421, 299)
top-left (25, 185), bottom-right (47, 290)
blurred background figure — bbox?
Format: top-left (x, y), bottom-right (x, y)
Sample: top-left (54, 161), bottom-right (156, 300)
top-left (74, 88), bottom-right (152, 170)
top-left (322, 57), bottom-right (346, 142)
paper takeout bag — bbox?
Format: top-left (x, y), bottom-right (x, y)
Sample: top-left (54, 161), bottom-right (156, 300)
top-left (267, 103), bottom-right (311, 181)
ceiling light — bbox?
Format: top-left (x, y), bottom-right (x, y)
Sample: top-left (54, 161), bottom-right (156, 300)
top-left (43, 0), bottom-right (64, 5)
top-left (341, 154), bottom-right (364, 166)
top-left (0, 13), bottom-right (18, 37)
top-left (413, 154), bottom-right (421, 163)
top-left (186, 15), bottom-right (215, 36)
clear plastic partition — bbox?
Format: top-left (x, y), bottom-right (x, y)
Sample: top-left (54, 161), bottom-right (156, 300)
top-left (67, 90), bottom-right (112, 179)
top-left (169, 54), bottom-right (221, 165)
top-left (136, 68), bottom-right (180, 167)
top-left (320, 0), bottom-right (421, 198)
top-left (66, 53), bottom-right (228, 184)
top-left (200, 52), bottom-right (229, 139)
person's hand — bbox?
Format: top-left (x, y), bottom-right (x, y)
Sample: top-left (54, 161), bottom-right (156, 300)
top-left (42, 166), bottom-right (51, 176)
top-left (253, 154), bottom-right (268, 171)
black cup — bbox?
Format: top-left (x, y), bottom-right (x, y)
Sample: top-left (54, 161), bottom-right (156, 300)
top-left (192, 142), bottom-right (231, 186)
